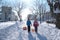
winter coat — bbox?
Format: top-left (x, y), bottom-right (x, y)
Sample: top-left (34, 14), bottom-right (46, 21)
top-left (26, 20), bottom-right (31, 26)
top-left (33, 21), bottom-right (39, 27)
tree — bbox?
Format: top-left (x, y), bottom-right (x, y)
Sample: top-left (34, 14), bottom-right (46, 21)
top-left (1, 0), bottom-right (25, 21)
top-left (0, 0), bottom-right (2, 5)
top-left (12, 1), bottom-right (25, 21)
top-left (32, 0), bottom-right (46, 23)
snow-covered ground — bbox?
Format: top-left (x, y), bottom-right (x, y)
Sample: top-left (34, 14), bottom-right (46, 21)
top-left (0, 21), bottom-right (20, 40)
top-left (0, 21), bottom-right (16, 29)
top-left (40, 22), bottom-right (60, 40)
top-left (0, 21), bottom-right (60, 40)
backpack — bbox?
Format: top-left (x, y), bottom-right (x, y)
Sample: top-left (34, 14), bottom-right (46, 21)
top-left (33, 21), bottom-right (39, 27)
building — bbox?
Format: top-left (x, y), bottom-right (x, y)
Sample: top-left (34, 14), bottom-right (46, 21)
top-left (27, 14), bottom-right (36, 20)
top-left (0, 6), bottom-right (3, 22)
top-left (1, 6), bottom-right (12, 21)
top-left (0, 6), bottom-right (20, 22)
top-left (10, 10), bottom-right (20, 21)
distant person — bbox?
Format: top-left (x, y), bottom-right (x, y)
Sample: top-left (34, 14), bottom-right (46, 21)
top-left (33, 18), bottom-right (39, 33)
top-left (26, 18), bottom-right (32, 33)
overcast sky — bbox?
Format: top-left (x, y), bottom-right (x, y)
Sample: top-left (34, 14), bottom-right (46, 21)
top-left (0, 0), bottom-right (50, 20)
top-left (0, 0), bottom-right (50, 12)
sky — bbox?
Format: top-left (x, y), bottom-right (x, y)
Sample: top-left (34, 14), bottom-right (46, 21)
top-left (0, 0), bottom-right (50, 20)
top-left (0, 0), bottom-right (50, 10)
top-left (20, 0), bottom-right (50, 20)
top-left (21, 8), bottom-right (32, 20)
top-left (0, 0), bottom-right (50, 12)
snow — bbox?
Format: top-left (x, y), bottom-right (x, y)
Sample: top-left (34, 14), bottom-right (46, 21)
top-left (40, 22), bottom-right (60, 40)
top-left (0, 21), bottom-right (60, 40)
top-left (54, 8), bottom-right (60, 13)
top-left (0, 21), bottom-right (16, 29)
top-left (0, 21), bottom-right (19, 40)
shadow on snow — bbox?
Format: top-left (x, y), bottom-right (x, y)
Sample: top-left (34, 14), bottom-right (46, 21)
top-left (37, 33), bottom-right (47, 40)
top-left (28, 32), bottom-right (36, 40)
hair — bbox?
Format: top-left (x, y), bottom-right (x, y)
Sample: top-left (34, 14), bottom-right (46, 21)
top-left (27, 17), bottom-right (30, 20)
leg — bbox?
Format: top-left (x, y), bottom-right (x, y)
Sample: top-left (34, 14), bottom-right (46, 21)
top-left (28, 26), bottom-right (30, 32)
top-left (35, 27), bottom-right (38, 33)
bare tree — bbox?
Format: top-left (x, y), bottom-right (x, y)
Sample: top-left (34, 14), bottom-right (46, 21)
top-left (13, 1), bottom-right (25, 21)
top-left (32, 0), bottom-right (46, 23)
top-left (0, 0), bottom-right (2, 5)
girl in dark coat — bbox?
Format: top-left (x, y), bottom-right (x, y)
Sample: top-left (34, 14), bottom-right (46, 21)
top-left (33, 19), bottom-right (39, 33)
